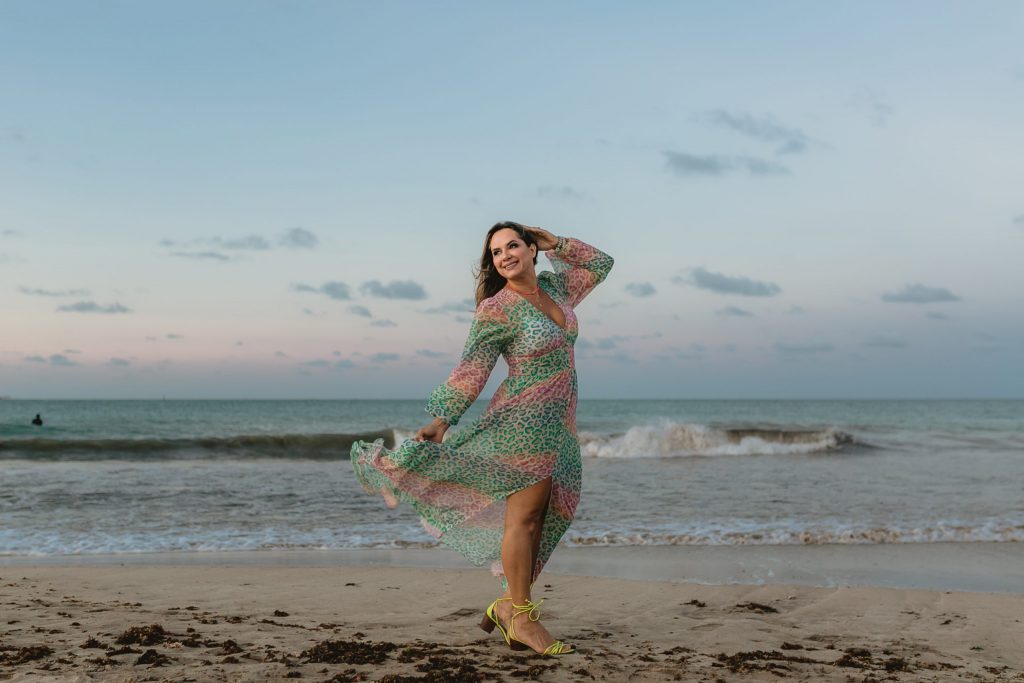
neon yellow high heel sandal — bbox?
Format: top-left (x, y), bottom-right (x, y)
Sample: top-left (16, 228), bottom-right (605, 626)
top-left (507, 598), bottom-right (575, 656)
top-left (479, 597), bottom-right (528, 650)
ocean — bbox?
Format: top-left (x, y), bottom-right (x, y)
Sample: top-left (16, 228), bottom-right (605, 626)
top-left (1, 399), bottom-right (1021, 557)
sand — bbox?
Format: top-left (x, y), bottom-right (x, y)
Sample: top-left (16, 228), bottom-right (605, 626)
top-left (2, 556), bottom-right (1023, 682)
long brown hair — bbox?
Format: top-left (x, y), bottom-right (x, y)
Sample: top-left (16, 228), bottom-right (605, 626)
top-left (474, 221), bottom-right (539, 306)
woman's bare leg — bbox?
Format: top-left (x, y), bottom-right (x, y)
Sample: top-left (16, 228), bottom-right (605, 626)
top-left (495, 477), bottom-right (559, 652)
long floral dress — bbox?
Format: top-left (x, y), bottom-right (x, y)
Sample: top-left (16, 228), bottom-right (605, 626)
top-left (350, 236), bottom-right (614, 589)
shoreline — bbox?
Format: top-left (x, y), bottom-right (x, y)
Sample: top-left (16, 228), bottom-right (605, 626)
top-left (3, 541), bottom-right (1022, 593)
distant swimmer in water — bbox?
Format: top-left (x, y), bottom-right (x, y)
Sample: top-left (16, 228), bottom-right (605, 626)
top-left (31, 414), bottom-right (43, 426)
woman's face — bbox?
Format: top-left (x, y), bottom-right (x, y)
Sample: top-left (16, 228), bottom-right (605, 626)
top-left (489, 228), bottom-right (536, 280)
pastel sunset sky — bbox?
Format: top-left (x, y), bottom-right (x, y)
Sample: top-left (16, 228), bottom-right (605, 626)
top-left (2, 1), bottom-right (1022, 399)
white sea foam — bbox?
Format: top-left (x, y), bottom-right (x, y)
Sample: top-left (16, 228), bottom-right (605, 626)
top-left (579, 420), bottom-right (857, 458)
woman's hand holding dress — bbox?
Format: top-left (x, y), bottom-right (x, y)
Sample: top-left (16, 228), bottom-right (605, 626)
top-left (414, 417), bottom-right (449, 443)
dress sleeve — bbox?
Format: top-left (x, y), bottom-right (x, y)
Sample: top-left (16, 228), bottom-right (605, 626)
top-left (425, 298), bottom-right (514, 426)
top-left (546, 236), bottom-right (615, 308)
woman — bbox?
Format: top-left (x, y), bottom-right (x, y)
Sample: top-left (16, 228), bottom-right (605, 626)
top-left (351, 221), bottom-right (613, 656)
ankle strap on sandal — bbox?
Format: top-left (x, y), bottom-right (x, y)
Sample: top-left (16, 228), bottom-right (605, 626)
top-left (510, 598), bottom-right (544, 622)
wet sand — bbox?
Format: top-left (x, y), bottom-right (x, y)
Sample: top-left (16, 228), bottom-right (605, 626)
top-left (2, 560), bottom-right (1022, 682)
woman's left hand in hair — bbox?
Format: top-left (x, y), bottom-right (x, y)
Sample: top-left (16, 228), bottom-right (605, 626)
top-left (521, 225), bottom-right (559, 251)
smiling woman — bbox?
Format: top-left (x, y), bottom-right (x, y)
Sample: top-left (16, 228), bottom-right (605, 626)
top-left (350, 220), bottom-right (613, 657)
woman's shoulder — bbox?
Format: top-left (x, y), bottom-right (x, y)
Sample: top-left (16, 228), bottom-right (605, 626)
top-left (476, 289), bottom-right (513, 316)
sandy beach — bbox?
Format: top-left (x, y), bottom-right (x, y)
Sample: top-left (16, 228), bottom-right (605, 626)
top-left (2, 549), bottom-right (1022, 682)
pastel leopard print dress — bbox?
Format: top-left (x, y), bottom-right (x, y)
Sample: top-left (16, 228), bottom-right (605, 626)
top-left (350, 236), bottom-right (613, 589)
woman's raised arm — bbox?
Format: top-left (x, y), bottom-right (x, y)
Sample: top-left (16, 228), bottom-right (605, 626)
top-left (424, 297), bottom-right (514, 427)
top-left (545, 235), bottom-right (614, 308)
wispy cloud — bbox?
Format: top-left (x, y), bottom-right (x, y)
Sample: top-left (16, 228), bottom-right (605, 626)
top-left (416, 349), bottom-right (447, 358)
top-left (881, 283), bottom-right (960, 304)
top-left (1012, 214), bottom-right (1024, 228)
top-left (1, 229), bottom-right (22, 237)
top-left (716, 306), bottom-right (754, 317)
top-left (24, 353), bottom-right (77, 366)
top-left (926, 311), bottom-right (949, 321)
top-left (56, 301), bottom-right (132, 314)
top-left (292, 281), bottom-right (352, 301)
top-left (624, 282), bottom-right (656, 297)
top-left (423, 299), bottom-right (475, 315)
top-left (371, 319), bottom-right (397, 327)
top-left (166, 333), bottom-right (184, 340)
top-left (106, 357), bottom-right (131, 366)
top-left (360, 280), bottom-right (427, 300)
top-left (371, 352), bottom-right (400, 362)
top-left (348, 305), bottom-right (372, 318)
top-left (664, 151), bottom-right (790, 178)
top-left (163, 227), bottom-right (320, 256)
top-left (170, 251), bottom-right (232, 261)
top-left (19, 286), bottom-right (90, 297)
top-left (850, 87), bottom-right (895, 127)
top-left (278, 227), bottom-right (319, 248)
top-left (702, 110), bottom-right (815, 154)
top-left (537, 185), bottom-right (588, 201)
top-left (675, 267), bottom-right (782, 297)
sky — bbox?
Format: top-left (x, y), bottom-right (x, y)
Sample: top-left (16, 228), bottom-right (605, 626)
top-left (1, 1), bottom-right (1022, 399)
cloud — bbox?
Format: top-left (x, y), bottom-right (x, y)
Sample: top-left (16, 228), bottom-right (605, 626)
top-left (716, 306), bottom-right (754, 317)
top-left (663, 151), bottom-right (790, 178)
top-left (19, 286), bottom-right (90, 297)
top-left (274, 351), bottom-right (288, 357)
top-left (0, 253), bottom-right (26, 264)
top-left (25, 353), bottom-right (77, 366)
top-left (63, 349), bottom-right (81, 354)
top-left (348, 305), bottom-right (372, 318)
top-left (624, 282), bottom-right (656, 297)
top-left (292, 281), bottom-right (352, 300)
top-left (702, 110), bottom-right (814, 154)
top-left (360, 279), bottom-right (427, 300)
top-left (334, 359), bottom-right (354, 369)
top-left (170, 251), bottom-right (232, 261)
top-left (213, 235), bottom-right (271, 250)
top-left (416, 349), bottom-right (447, 358)
top-left (1, 229), bottom-right (22, 237)
top-left (370, 352), bottom-right (400, 363)
top-left (302, 359), bottom-right (331, 368)
top-left (537, 185), bottom-right (588, 201)
top-left (423, 299), bottom-right (475, 315)
top-left (864, 335), bottom-right (907, 349)
top-left (593, 351), bottom-right (637, 364)
top-left (106, 357), bottom-right (131, 366)
top-left (1012, 214), bottom-right (1024, 228)
top-left (56, 300), bottom-right (132, 314)
top-left (279, 227), bottom-right (319, 249)
top-left (851, 88), bottom-right (894, 127)
top-left (926, 311), bottom-right (949, 321)
top-left (775, 341), bottom-right (834, 354)
top-left (786, 305), bottom-right (805, 314)
top-left (371, 319), bottom-right (397, 327)
top-left (676, 267), bottom-right (782, 297)
top-left (301, 307), bottom-right (320, 317)
top-left (881, 283), bottom-right (961, 304)
top-left (166, 333), bottom-right (184, 339)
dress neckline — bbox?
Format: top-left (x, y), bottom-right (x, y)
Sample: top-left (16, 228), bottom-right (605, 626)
top-left (505, 278), bottom-right (567, 332)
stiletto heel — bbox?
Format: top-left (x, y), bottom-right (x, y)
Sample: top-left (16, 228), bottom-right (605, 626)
top-left (508, 599), bottom-right (575, 656)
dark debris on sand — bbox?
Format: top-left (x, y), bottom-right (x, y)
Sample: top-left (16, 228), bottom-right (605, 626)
top-left (115, 623), bottom-right (172, 646)
top-left (134, 648), bottom-right (174, 667)
top-left (733, 601), bottom-right (779, 614)
top-left (0, 645), bottom-right (54, 665)
top-left (303, 639), bottom-right (398, 665)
